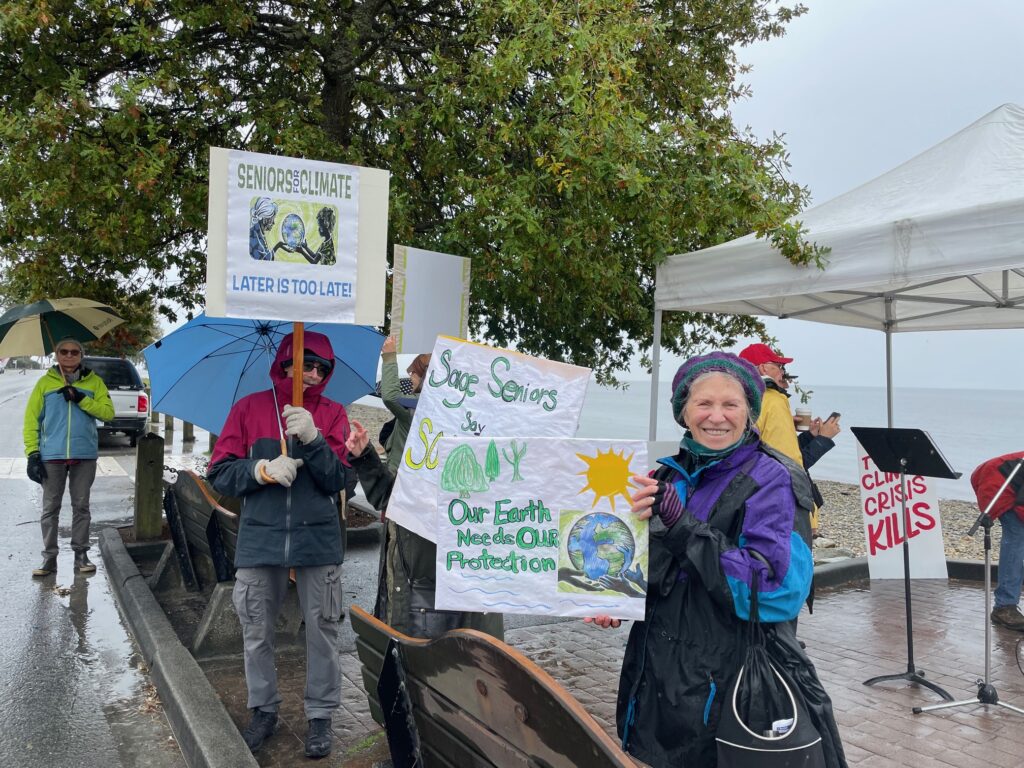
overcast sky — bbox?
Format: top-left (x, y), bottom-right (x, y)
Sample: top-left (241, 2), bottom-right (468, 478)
top-left (654, 0), bottom-right (1024, 389)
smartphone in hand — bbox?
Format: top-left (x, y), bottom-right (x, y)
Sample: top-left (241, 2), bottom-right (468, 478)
top-left (826, 411), bottom-right (841, 422)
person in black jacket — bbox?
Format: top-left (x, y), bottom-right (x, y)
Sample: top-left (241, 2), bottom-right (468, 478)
top-left (344, 419), bottom-right (504, 640)
top-left (588, 352), bottom-right (846, 768)
top-left (799, 412), bottom-right (841, 518)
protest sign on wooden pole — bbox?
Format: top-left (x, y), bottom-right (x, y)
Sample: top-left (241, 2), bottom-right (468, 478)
top-left (390, 245), bottom-right (470, 353)
top-left (205, 147), bottom-right (387, 326)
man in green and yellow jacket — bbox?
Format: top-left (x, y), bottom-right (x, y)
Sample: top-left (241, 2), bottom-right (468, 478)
top-left (24, 337), bottom-right (114, 577)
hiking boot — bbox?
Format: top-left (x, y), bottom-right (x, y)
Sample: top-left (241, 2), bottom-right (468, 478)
top-left (991, 606), bottom-right (1024, 630)
top-left (304, 718), bottom-right (332, 759)
top-left (241, 709), bottom-right (277, 753)
top-left (991, 605), bottom-right (1024, 632)
top-left (74, 551), bottom-right (96, 573)
top-left (31, 557), bottom-right (57, 578)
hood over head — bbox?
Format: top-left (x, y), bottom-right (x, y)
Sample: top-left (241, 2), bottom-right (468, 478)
top-left (271, 331), bottom-right (335, 400)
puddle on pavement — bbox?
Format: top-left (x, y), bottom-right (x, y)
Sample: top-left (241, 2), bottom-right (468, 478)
top-left (53, 567), bottom-right (151, 702)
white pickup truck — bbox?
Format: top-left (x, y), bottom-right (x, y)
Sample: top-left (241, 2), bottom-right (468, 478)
top-left (82, 356), bottom-right (150, 446)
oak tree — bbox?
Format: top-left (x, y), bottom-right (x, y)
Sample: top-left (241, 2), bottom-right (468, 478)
top-left (0, 0), bottom-right (820, 379)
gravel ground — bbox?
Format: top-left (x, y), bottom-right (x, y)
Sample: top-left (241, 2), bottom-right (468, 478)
top-left (815, 479), bottom-right (994, 561)
top-left (346, 404), bottom-right (994, 563)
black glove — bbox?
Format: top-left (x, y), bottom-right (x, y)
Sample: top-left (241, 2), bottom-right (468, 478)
top-left (61, 385), bottom-right (85, 403)
top-left (27, 452), bottom-right (47, 484)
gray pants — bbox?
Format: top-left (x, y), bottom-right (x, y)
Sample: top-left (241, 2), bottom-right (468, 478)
top-left (233, 564), bottom-right (343, 720)
top-left (40, 460), bottom-right (97, 558)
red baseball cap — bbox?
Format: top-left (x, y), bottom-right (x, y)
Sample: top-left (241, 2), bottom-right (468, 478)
top-left (739, 343), bottom-right (793, 366)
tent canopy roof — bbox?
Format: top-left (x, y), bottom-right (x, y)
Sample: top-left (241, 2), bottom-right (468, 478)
top-left (655, 103), bottom-right (1024, 332)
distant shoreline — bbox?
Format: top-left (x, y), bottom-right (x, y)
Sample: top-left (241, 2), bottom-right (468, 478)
top-left (345, 401), bottom-right (994, 564)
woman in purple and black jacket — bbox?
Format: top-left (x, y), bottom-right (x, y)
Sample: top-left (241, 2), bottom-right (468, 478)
top-left (589, 352), bottom-right (846, 768)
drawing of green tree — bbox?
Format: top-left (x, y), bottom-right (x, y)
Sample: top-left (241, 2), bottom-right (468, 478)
top-left (441, 444), bottom-right (490, 498)
top-left (485, 440), bottom-right (500, 481)
top-left (502, 440), bottom-right (527, 482)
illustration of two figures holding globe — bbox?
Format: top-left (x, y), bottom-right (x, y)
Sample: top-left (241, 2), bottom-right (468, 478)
top-left (248, 196), bottom-right (337, 265)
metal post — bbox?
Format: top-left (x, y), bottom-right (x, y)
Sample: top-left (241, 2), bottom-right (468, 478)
top-left (648, 309), bottom-right (663, 441)
top-left (884, 297), bottom-right (894, 428)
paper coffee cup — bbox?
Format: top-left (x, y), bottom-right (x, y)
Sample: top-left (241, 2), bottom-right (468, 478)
top-left (795, 408), bottom-right (812, 431)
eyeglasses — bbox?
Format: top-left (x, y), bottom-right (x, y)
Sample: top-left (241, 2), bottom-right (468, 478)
top-left (302, 361), bottom-right (330, 375)
top-left (57, 348), bottom-right (82, 357)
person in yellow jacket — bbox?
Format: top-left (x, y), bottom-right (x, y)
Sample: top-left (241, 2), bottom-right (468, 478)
top-left (740, 344), bottom-right (800, 454)
top-left (739, 343), bottom-right (822, 535)
top-left (24, 338), bottom-right (114, 576)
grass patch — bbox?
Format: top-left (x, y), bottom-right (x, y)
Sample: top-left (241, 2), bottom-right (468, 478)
top-left (345, 729), bottom-right (386, 755)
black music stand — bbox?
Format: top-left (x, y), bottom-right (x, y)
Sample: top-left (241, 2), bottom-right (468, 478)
top-left (852, 427), bottom-right (961, 703)
top-left (914, 455), bottom-right (1024, 717)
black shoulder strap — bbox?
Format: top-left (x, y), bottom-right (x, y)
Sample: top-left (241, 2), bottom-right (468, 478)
top-left (758, 446), bottom-right (815, 517)
top-left (757, 443), bottom-right (816, 613)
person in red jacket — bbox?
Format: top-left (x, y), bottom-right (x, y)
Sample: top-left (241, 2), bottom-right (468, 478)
top-left (207, 331), bottom-right (350, 757)
top-left (971, 451), bottom-right (1024, 631)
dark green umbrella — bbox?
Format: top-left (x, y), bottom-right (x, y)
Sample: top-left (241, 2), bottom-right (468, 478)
top-left (0, 298), bottom-right (125, 357)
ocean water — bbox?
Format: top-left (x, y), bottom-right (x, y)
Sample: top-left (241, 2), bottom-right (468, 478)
top-left (576, 382), bottom-right (1022, 501)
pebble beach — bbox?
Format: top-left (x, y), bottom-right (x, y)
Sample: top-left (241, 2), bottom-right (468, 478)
top-left (347, 404), bottom-right (993, 563)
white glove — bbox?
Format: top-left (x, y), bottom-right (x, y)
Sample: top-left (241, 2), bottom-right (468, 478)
top-left (282, 405), bottom-right (319, 444)
top-left (253, 455), bottom-right (305, 487)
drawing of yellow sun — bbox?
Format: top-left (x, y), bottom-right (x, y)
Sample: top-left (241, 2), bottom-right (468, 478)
top-left (576, 447), bottom-right (635, 510)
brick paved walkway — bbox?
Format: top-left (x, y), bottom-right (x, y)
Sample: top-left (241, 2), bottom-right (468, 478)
top-left (202, 579), bottom-right (1024, 767)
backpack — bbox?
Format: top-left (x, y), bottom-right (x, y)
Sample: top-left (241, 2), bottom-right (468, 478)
top-left (379, 417), bottom-right (396, 448)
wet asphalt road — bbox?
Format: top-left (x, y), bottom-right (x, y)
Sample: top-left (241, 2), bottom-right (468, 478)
top-left (0, 372), bottom-right (568, 767)
top-left (0, 371), bottom-right (186, 768)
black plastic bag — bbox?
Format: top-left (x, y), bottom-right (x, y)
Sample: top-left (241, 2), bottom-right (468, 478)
top-left (716, 577), bottom-right (826, 768)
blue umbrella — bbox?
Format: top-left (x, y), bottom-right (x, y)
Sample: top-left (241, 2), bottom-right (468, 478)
top-left (143, 314), bottom-right (384, 435)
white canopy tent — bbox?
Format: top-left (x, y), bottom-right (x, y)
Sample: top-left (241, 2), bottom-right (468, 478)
top-left (649, 103), bottom-right (1024, 438)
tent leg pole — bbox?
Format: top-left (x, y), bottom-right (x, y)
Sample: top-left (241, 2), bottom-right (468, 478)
top-left (649, 309), bottom-right (663, 441)
top-left (884, 301), bottom-right (894, 428)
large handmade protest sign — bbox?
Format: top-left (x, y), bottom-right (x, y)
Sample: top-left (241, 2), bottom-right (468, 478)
top-left (205, 147), bottom-right (388, 324)
top-left (434, 437), bottom-right (649, 620)
top-left (387, 337), bottom-right (590, 542)
top-left (390, 245), bottom-right (470, 354)
top-left (856, 443), bottom-right (948, 579)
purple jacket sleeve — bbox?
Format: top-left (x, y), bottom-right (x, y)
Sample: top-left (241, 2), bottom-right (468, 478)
top-left (659, 458), bottom-right (811, 620)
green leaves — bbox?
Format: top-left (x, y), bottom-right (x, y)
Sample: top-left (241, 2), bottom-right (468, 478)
top-left (0, 0), bottom-right (816, 378)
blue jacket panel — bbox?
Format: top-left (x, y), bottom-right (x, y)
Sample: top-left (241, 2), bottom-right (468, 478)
top-left (24, 367), bottom-right (115, 460)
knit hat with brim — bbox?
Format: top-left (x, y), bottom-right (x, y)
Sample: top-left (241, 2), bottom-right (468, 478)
top-left (670, 351), bottom-right (764, 425)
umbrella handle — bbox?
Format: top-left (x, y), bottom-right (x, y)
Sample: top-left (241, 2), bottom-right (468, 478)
top-left (42, 319), bottom-right (68, 385)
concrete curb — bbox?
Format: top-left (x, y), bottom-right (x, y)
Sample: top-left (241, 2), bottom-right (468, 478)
top-left (347, 497), bottom-right (383, 545)
top-left (946, 558), bottom-right (998, 581)
top-left (99, 528), bottom-right (258, 768)
top-left (812, 556), bottom-right (997, 589)
top-left (814, 556), bottom-right (870, 589)
top-left (347, 520), bottom-right (383, 545)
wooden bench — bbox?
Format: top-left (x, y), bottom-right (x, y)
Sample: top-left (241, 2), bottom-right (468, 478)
top-left (350, 606), bottom-right (633, 768)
